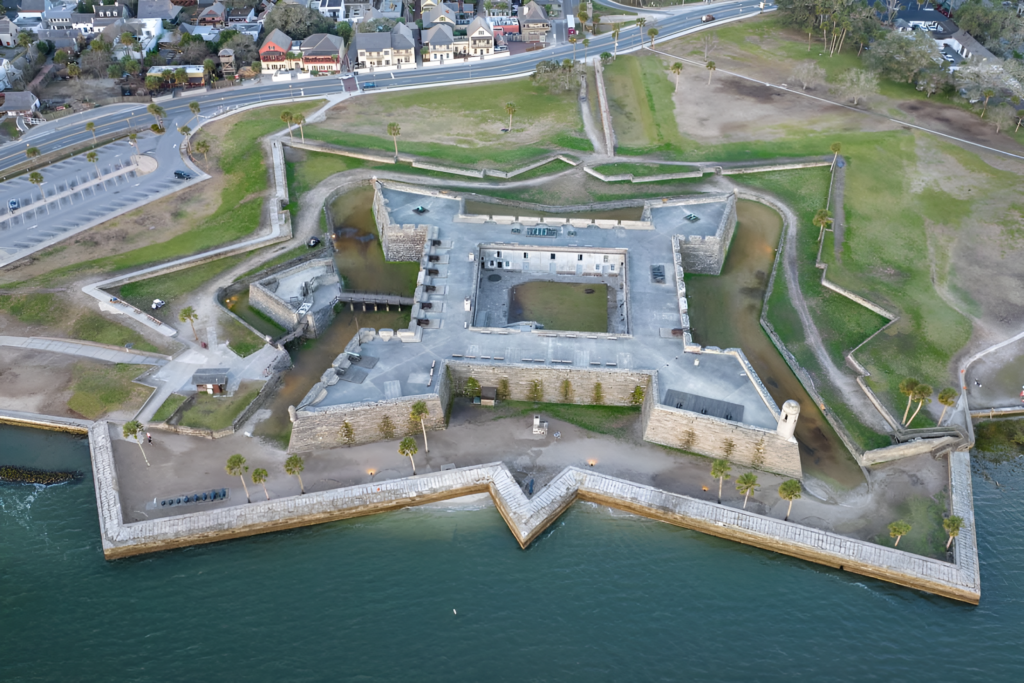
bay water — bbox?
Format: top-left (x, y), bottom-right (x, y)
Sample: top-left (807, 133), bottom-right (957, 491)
top-left (2, 424), bottom-right (1023, 681)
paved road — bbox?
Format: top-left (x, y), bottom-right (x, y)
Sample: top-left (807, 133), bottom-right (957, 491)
top-left (0, 129), bottom-right (197, 265)
top-left (0, 0), bottom-right (768, 175)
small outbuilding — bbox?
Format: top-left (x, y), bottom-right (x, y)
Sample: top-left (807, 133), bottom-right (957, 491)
top-left (192, 368), bottom-right (229, 395)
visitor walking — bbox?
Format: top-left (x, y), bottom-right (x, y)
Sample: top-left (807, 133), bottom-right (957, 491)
top-left (146, 433), bottom-right (152, 444)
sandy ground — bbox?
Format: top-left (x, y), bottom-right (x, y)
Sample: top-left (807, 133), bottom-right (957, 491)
top-left (110, 400), bottom-right (949, 551)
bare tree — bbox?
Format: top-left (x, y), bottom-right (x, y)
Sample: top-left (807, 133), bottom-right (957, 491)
top-left (831, 68), bottom-right (879, 105)
top-left (883, 0), bottom-right (903, 25)
top-left (701, 31), bottom-right (719, 61)
top-left (791, 60), bottom-right (825, 90)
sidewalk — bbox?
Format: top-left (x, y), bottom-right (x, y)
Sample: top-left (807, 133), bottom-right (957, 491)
top-left (0, 335), bottom-right (170, 365)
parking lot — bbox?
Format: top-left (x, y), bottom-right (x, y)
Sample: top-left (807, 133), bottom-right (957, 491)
top-left (0, 128), bottom-right (196, 267)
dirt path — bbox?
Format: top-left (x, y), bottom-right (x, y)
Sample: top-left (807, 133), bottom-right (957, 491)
top-left (829, 160), bottom-right (845, 262)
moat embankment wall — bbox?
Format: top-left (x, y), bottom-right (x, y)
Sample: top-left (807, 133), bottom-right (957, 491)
top-left (0, 410), bottom-right (91, 434)
top-left (88, 420), bottom-right (980, 603)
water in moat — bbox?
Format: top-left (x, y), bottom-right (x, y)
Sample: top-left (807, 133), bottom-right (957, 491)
top-left (3, 423), bottom-right (1024, 680)
top-left (685, 200), bottom-right (865, 488)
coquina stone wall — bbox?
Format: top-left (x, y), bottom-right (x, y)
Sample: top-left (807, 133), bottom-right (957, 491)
top-left (448, 360), bottom-right (649, 406)
top-left (640, 374), bottom-right (803, 479)
top-left (288, 368), bottom-right (451, 452)
top-left (676, 194), bottom-right (738, 275)
top-left (373, 181), bottom-right (430, 262)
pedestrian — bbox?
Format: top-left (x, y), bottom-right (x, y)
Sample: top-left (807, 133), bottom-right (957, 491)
top-left (146, 432), bottom-right (152, 444)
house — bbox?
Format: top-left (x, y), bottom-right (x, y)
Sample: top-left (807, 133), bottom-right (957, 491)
top-left (16, 0), bottom-right (48, 23)
top-left (227, 6), bottom-right (256, 22)
top-left (137, 0), bottom-right (182, 22)
top-left (316, 0), bottom-right (344, 20)
top-left (488, 14), bottom-right (518, 37)
top-left (109, 18), bottom-right (163, 58)
top-left (423, 3), bottom-right (455, 27)
top-left (390, 21), bottom-right (415, 64)
top-left (377, 0), bottom-right (401, 17)
top-left (0, 59), bottom-right (23, 90)
top-left (354, 31), bottom-right (394, 68)
top-left (0, 91), bottom-right (40, 115)
top-left (231, 22), bottom-right (261, 40)
top-left (422, 23), bottom-right (453, 62)
top-left (345, 0), bottom-right (372, 21)
top-left (36, 27), bottom-right (82, 54)
top-left (300, 32), bottom-right (346, 72)
top-left (93, 2), bottom-right (132, 30)
top-left (463, 14), bottom-right (492, 55)
top-left (42, 7), bottom-right (72, 28)
top-left (196, 1), bottom-right (227, 25)
top-left (180, 22), bottom-right (221, 40)
top-left (259, 27), bottom-right (294, 71)
top-left (145, 63), bottom-right (207, 85)
top-left (219, 46), bottom-right (235, 75)
top-left (517, 0), bottom-right (548, 42)
top-left (0, 18), bottom-right (18, 47)
top-left (192, 368), bottom-right (229, 395)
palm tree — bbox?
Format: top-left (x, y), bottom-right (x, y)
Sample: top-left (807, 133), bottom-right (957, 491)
top-left (706, 61), bottom-right (716, 85)
top-left (280, 110), bottom-right (294, 139)
top-left (85, 121), bottom-right (97, 145)
top-left (569, 35), bottom-right (577, 59)
top-left (710, 459), bottom-right (731, 504)
top-left (943, 515), bottom-right (963, 550)
top-left (778, 479), bottom-right (802, 521)
top-left (122, 419), bottom-right (151, 467)
top-left (25, 147), bottom-right (40, 159)
top-left (284, 454), bottom-right (305, 494)
top-left (293, 113), bottom-right (306, 142)
top-left (937, 388), bottom-right (958, 425)
top-left (899, 377), bottom-right (920, 424)
top-left (636, 17), bottom-right (646, 47)
top-left (612, 23), bottom-right (621, 58)
top-left (179, 306), bottom-right (199, 340)
top-left (387, 122), bottom-right (401, 159)
top-left (147, 103), bottom-right (166, 128)
top-left (505, 101), bottom-right (516, 131)
top-left (178, 124), bottom-right (192, 152)
top-left (128, 132), bottom-right (138, 154)
top-left (226, 454), bottom-right (251, 503)
top-left (980, 88), bottom-right (995, 118)
top-left (410, 400), bottom-right (430, 452)
top-left (28, 172), bottom-right (43, 188)
top-left (905, 383), bottom-right (933, 427)
top-left (189, 100), bottom-right (201, 123)
top-left (195, 139), bottom-right (210, 162)
top-left (830, 141), bottom-right (842, 169)
top-left (86, 151), bottom-right (98, 169)
top-left (647, 27), bottom-right (659, 48)
top-left (735, 472), bottom-right (759, 509)
top-left (252, 468), bottom-right (270, 500)
top-left (813, 208), bottom-right (833, 241)
top-left (582, 37), bottom-right (590, 60)
top-left (888, 519), bottom-right (911, 547)
top-left (17, 32), bottom-right (32, 50)
top-left (398, 436), bottom-right (418, 475)
top-left (203, 57), bottom-right (216, 83)
top-left (578, 9), bottom-right (588, 30)
top-left (670, 62), bottom-right (683, 92)
top-left (67, 63), bottom-right (81, 79)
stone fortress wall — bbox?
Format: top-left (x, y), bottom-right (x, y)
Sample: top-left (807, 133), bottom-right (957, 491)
top-left (373, 182), bottom-right (431, 261)
top-left (643, 193), bottom-right (738, 275)
top-left (249, 258), bottom-right (340, 338)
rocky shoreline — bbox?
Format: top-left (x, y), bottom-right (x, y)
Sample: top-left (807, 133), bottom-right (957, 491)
top-left (0, 465), bottom-right (83, 486)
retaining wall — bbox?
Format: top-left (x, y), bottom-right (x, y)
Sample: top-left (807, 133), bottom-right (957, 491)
top-left (860, 435), bottom-right (961, 466)
top-left (583, 166), bottom-right (705, 183)
top-left (373, 182), bottom-right (430, 261)
top-left (448, 360), bottom-right (647, 406)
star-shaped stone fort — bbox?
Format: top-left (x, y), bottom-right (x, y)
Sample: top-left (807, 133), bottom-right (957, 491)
top-left (283, 180), bottom-right (803, 480)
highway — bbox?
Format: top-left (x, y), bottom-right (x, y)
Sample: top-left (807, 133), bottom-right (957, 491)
top-left (0, 0), bottom-right (768, 175)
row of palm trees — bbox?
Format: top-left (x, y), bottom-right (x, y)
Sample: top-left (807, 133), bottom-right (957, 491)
top-left (888, 515), bottom-right (963, 550)
top-left (899, 378), bottom-right (959, 428)
top-left (225, 453), bottom-right (307, 503)
top-left (710, 459), bottom-right (803, 520)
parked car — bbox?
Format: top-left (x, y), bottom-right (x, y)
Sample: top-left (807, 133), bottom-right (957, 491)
top-left (151, 299), bottom-right (166, 310)
top-left (701, 14), bottom-right (715, 22)
top-left (307, 237), bottom-right (321, 248)
top-left (362, 81), bottom-right (377, 89)
top-left (495, 44), bottom-right (508, 52)
top-left (8, 199), bottom-right (18, 212)
top-left (173, 170), bottom-right (192, 180)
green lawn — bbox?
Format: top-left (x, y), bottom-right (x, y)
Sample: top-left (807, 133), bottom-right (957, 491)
top-left (68, 312), bottom-right (161, 353)
top-left (68, 362), bottom-right (152, 419)
top-left (116, 254), bottom-right (248, 314)
top-left (179, 381), bottom-right (264, 431)
top-left (497, 401), bottom-right (640, 440)
top-left (602, 55), bottom-right (692, 156)
top-left (510, 281), bottom-right (609, 332)
top-left (874, 492), bottom-right (949, 560)
top-left (27, 102), bottom-right (323, 286)
top-left (151, 393), bottom-right (187, 422)
top-left (0, 293), bottom-right (69, 325)
top-left (222, 315), bottom-right (267, 357)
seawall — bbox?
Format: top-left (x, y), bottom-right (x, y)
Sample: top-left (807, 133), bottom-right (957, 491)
top-left (88, 420), bottom-right (980, 603)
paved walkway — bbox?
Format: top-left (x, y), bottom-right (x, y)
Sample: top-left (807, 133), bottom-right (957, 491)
top-left (0, 335), bottom-right (170, 365)
top-left (0, 408), bottom-right (92, 431)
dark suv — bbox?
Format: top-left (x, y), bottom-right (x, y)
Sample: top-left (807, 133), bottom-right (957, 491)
top-left (174, 170), bottom-right (192, 180)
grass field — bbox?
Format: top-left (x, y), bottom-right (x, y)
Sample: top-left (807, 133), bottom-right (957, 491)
top-left (307, 79), bottom-right (591, 168)
top-left (592, 162), bottom-right (700, 177)
top-left (222, 315), bottom-right (266, 357)
top-left (602, 55), bottom-right (690, 155)
top-left (151, 393), bottom-right (187, 422)
top-left (68, 362), bottom-right (152, 419)
top-left (509, 281), bottom-right (608, 332)
top-left (0, 293), bottom-right (69, 325)
top-left (873, 492), bottom-right (948, 560)
top-left (179, 381), bottom-right (263, 431)
top-left (116, 254), bottom-right (248, 314)
top-left (496, 401), bottom-right (640, 440)
top-left (68, 312), bottom-right (161, 353)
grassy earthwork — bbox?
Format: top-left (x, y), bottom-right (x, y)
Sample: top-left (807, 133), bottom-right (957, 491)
top-left (115, 254), bottom-right (249, 316)
top-left (67, 362), bottom-right (153, 419)
top-left (591, 162), bottom-right (700, 177)
top-left (178, 381), bottom-right (264, 431)
top-left (602, 54), bottom-right (691, 156)
top-left (495, 400), bottom-right (641, 441)
top-left (151, 393), bottom-right (188, 422)
top-left (509, 281), bottom-right (609, 332)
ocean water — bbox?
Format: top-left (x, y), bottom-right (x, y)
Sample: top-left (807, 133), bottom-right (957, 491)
top-left (2, 424), bottom-right (1024, 682)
